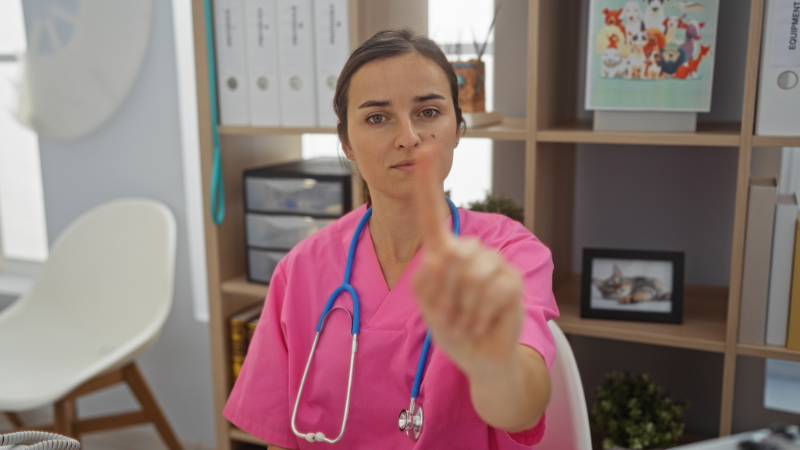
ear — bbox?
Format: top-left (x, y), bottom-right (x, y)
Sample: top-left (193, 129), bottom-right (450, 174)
top-left (338, 123), bottom-right (355, 160)
top-left (603, 7), bottom-right (609, 14)
top-left (613, 264), bottom-right (623, 278)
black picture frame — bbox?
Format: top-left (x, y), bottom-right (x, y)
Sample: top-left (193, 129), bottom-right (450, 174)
top-left (581, 248), bottom-right (685, 324)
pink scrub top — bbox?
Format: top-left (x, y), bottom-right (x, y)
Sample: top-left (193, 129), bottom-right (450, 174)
top-left (224, 206), bottom-right (560, 449)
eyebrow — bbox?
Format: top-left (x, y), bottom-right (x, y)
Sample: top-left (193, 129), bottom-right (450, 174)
top-left (357, 93), bottom-right (446, 109)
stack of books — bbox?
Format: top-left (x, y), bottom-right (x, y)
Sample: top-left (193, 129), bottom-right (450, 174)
top-left (213, 0), bottom-right (349, 127)
top-left (230, 303), bottom-right (263, 382)
top-left (739, 176), bottom-right (800, 350)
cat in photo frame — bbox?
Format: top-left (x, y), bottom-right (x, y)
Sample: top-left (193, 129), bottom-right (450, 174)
top-left (593, 264), bottom-right (672, 304)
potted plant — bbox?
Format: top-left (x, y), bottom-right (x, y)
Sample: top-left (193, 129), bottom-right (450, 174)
top-left (465, 192), bottom-right (524, 223)
top-left (591, 372), bottom-right (688, 450)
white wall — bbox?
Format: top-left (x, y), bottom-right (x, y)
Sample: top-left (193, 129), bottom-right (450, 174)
top-left (14, 0), bottom-right (216, 445)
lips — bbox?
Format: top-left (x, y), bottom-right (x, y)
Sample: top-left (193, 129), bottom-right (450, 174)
top-left (391, 159), bottom-right (418, 172)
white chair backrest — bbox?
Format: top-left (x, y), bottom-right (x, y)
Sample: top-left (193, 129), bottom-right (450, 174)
top-left (537, 321), bottom-right (592, 450)
top-left (0, 199), bottom-right (177, 366)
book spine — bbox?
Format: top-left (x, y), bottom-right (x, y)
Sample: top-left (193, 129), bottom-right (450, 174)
top-left (787, 218), bottom-right (800, 351)
top-left (247, 317), bottom-right (259, 348)
top-left (739, 184), bottom-right (778, 345)
top-left (230, 317), bottom-right (249, 381)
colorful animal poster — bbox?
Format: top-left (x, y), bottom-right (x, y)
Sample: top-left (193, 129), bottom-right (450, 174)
top-left (585, 0), bottom-right (720, 111)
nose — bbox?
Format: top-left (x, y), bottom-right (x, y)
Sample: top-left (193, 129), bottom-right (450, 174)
top-left (394, 117), bottom-right (421, 150)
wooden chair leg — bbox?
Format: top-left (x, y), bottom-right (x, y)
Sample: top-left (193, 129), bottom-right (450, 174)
top-left (53, 397), bottom-right (76, 439)
top-left (123, 363), bottom-right (184, 450)
top-left (4, 412), bottom-right (23, 429)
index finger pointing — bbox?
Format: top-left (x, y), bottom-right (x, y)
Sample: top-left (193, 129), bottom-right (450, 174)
top-left (415, 149), bottom-right (452, 251)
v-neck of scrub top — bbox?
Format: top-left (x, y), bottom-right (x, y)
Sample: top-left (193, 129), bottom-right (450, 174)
top-left (338, 207), bottom-right (457, 331)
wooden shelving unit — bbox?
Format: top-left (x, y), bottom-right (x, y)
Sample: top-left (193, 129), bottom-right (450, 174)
top-left (555, 277), bottom-right (729, 354)
top-left (737, 344), bottom-right (800, 363)
top-left (191, 0), bottom-right (798, 448)
top-left (751, 135), bottom-right (800, 147)
top-left (536, 121), bottom-right (742, 146)
top-left (221, 274), bottom-right (269, 298)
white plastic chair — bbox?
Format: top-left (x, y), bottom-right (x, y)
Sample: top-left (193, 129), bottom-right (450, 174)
top-left (537, 321), bottom-right (593, 450)
top-left (0, 199), bottom-right (182, 449)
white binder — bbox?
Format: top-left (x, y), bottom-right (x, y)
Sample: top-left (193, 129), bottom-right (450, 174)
top-left (244, 0), bottom-right (281, 126)
top-left (313, 0), bottom-right (350, 127)
top-left (214, 0), bottom-right (250, 125)
top-left (765, 195), bottom-right (798, 346)
top-left (277, 0), bottom-right (317, 127)
top-left (755, 0), bottom-right (800, 136)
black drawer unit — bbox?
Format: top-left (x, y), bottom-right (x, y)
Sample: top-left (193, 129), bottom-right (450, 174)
top-left (243, 157), bottom-right (353, 284)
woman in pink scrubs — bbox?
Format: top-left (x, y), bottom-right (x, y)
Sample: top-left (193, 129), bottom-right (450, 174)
top-left (224, 28), bottom-right (560, 449)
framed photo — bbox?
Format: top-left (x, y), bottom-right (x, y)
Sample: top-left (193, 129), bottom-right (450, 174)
top-left (581, 248), bottom-right (684, 324)
top-left (584, 0), bottom-right (720, 111)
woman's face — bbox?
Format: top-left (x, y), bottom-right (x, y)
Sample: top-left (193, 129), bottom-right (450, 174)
top-left (342, 52), bottom-right (460, 202)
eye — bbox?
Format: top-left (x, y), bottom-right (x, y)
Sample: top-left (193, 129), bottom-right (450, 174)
top-left (420, 108), bottom-right (439, 118)
top-left (367, 114), bottom-right (386, 124)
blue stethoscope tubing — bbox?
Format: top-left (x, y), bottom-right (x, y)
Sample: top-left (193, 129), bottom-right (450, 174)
top-left (291, 197), bottom-right (460, 444)
top-left (203, 0), bottom-right (225, 225)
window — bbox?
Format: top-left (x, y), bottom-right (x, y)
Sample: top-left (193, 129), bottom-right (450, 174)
top-left (0, 0), bottom-right (49, 266)
top-left (301, 0), bottom-right (496, 208)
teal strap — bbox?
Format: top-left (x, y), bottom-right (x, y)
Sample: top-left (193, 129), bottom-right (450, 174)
top-left (204, 0), bottom-right (225, 225)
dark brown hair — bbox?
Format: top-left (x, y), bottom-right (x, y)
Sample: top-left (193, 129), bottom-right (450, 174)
top-left (333, 28), bottom-right (465, 203)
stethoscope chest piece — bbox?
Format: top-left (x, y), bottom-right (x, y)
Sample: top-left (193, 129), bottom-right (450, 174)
top-left (398, 400), bottom-right (423, 441)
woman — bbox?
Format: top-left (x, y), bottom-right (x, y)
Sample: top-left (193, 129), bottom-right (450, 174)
top-left (224, 28), bottom-right (559, 449)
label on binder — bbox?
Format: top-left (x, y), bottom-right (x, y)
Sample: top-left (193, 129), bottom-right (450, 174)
top-left (768, 0), bottom-right (800, 67)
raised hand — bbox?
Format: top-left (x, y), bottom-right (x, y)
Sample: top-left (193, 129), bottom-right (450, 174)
top-left (411, 149), bottom-right (524, 378)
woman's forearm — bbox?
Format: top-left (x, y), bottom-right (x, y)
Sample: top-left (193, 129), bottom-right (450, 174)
top-left (468, 345), bottom-right (551, 433)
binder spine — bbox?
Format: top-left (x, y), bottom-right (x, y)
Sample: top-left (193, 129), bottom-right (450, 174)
top-left (277, 0), bottom-right (318, 127)
top-left (214, 0), bottom-right (251, 125)
top-left (313, 0), bottom-right (350, 127)
top-left (245, 0), bottom-right (281, 126)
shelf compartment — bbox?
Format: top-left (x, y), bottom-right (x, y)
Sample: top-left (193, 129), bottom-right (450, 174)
top-left (230, 427), bottom-right (268, 446)
top-left (222, 274), bottom-right (269, 298)
top-left (554, 276), bottom-right (729, 353)
top-left (737, 343), bottom-right (800, 363)
top-left (218, 117), bottom-right (528, 141)
top-left (537, 121), bottom-right (741, 147)
top-left (751, 135), bottom-right (800, 147)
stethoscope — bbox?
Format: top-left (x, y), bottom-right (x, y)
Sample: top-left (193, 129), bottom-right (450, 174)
top-left (291, 196), bottom-right (460, 444)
